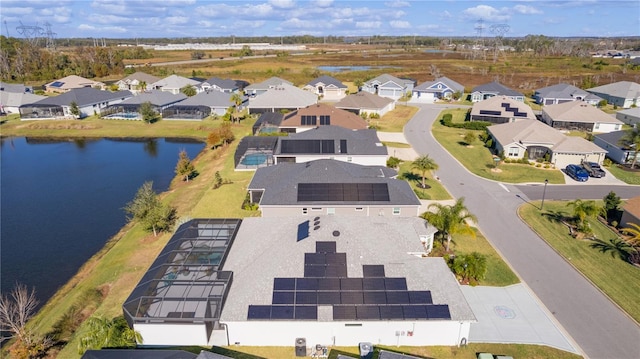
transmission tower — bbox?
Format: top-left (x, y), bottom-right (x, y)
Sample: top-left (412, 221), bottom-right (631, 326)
top-left (42, 22), bottom-right (56, 50)
top-left (472, 19), bottom-right (486, 60)
top-left (490, 24), bottom-right (510, 62)
top-left (16, 21), bottom-right (43, 45)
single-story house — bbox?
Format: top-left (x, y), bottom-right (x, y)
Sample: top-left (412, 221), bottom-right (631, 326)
top-left (116, 72), bottom-right (161, 94)
top-left (593, 130), bottom-right (637, 164)
top-left (616, 107), bottom-right (640, 126)
top-left (124, 216), bottom-right (474, 347)
top-left (273, 126), bottom-right (387, 166)
top-left (361, 74), bottom-right (414, 101)
top-left (278, 103), bottom-right (368, 133)
top-left (534, 83), bottom-right (603, 106)
top-left (488, 119), bottom-right (607, 168)
top-left (620, 196), bottom-right (640, 228)
top-left (44, 75), bottom-right (105, 93)
top-left (303, 75), bottom-right (348, 101)
top-left (151, 75), bottom-right (201, 95)
top-left (411, 77), bottom-right (464, 104)
top-left (541, 100), bottom-right (623, 133)
top-left (244, 77), bottom-right (293, 97)
top-left (469, 81), bottom-right (524, 102)
top-left (19, 88), bottom-right (132, 120)
top-left (1, 91), bottom-right (45, 114)
top-left (334, 91), bottom-right (395, 118)
top-left (470, 96), bottom-right (536, 124)
top-left (103, 90), bottom-right (186, 120)
top-left (247, 83), bottom-right (318, 114)
top-left (199, 77), bottom-right (240, 93)
top-left (0, 82), bottom-right (34, 94)
top-left (162, 90), bottom-right (246, 120)
top-left (588, 81), bottom-right (640, 109)
top-left (247, 159), bottom-right (421, 217)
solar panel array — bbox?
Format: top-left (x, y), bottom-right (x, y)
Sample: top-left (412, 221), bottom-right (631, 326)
top-left (297, 183), bottom-right (390, 202)
top-left (280, 139), bottom-right (335, 154)
top-left (247, 241), bottom-right (451, 321)
top-left (501, 102), bottom-right (528, 117)
top-left (479, 110), bottom-right (502, 116)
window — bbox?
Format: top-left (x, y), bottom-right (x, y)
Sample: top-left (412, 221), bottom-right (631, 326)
top-left (301, 115), bottom-right (317, 126)
top-left (319, 115), bottom-right (330, 125)
top-left (508, 147), bottom-right (519, 157)
top-left (311, 208), bottom-right (322, 211)
top-left (393, 208), bottom-right (401, 215)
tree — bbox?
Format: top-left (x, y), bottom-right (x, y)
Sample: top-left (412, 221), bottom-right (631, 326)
top-left (230, 92), bottom-right (243, 122)
top-left (411, 155), bottom-right (439, 189)
top-left (175, 149), bottom-right (196, 182)
top-left (123, 181), bottom-right (176, 236)
top-left (78, 316), bottom-right (141, 355)
top-left (421, 197), bottom-right (477, 252)
top-left (137, 80), bottom-right (147, 93)
top-left (621, 223), bottom-right (640, 264)
top-left (69, 101), bottom-right (80, 119)
top-left (603, 191), bottom-right (622, 224)
top-left (567, 199), bottom-right (601, 232)
top-left (181, 84), bottom-right (197, 97)
top-left (139, 101), bottom-right (157, 124)
top-left (207, 130), bottom-right (222, 148)
top-left (618, 127), bottom-right (640, 168)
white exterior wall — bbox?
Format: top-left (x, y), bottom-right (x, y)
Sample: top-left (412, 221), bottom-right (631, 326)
top-left (275, 155), bottom-right (387, 167)
top-left (592, 122), bottom-right (623, 133)
top-left (135, 323), bottom-right (209, 346)
top-left (260, 205), bottom-right (420, 218)
top-left (411, 92), bottom-right (436, 104)
top-left (223, 320), bottom-right (470, 347)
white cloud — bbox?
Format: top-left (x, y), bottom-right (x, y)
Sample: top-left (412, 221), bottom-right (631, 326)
top-left (462, 5), bottom-right (511, 22)
top-left (91, 0), bottom-right (127, 14)
top-left (313, 0), bottom-right (334, 7)
top-left (356, 21), bottom-right (381, 29)
top-left (281, 18), bottom-right (319, 29)
top-left (385, 0), bottom-right (410, 8)
top-left (269, 0), bottom-right (296, 9)
top-left (441, 10), bottom-right (452, 19)
top-left (392, 10), bottom-right (406, 18)
top-left (513, 5), bottom-right (542, 15)
top-left (1, 7), bottom-right (33, 15)
top-left (390, 20), bottom-right (410, 28)
top-left (165, 16), bottom-right (189, 25)
top-left (78, 24), bottom-right (96, 30)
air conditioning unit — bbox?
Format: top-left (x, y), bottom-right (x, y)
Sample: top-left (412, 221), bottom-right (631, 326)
top-left (359, 342), bottom-right (373, 359)
top-left (295, 338), bottom-right (306, 357)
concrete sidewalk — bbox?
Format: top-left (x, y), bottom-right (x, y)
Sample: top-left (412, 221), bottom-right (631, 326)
top-left (461, 284), bottom-right (579, 354)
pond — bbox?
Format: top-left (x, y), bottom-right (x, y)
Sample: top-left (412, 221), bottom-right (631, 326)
top-left (0, 137), bottom-right (204, 305)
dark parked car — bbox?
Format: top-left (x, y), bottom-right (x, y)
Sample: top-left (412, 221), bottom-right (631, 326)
top-left (565, 164), bottom-right (589, 182)
top-left (582, 161), bottom-right (606, 178)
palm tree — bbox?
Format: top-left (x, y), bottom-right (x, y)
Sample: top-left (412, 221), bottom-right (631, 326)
top-left (230, 92), bottom-right (243, 122)
top-left (618, 127), bottom-right (640, 168)
top-left (421, 197), bottom-right (477, 252)
top-left (78, 316), bottom-right (141, 354)
top-left (181, 84), bottom-right (197, 97)
top-left (411, 155), bottom-right (439, 189)
top-left (567, 199), bottom-right (602, 232)
top-left (138, 80), bottom-right (147, 93)
top-left (621, 223), bottom-right (640, 264)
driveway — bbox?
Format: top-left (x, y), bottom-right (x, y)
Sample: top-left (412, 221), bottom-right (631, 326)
top-left (404, 104), bottom-right (640, 359)
top-left (461, 284), bottom-right (578, 354)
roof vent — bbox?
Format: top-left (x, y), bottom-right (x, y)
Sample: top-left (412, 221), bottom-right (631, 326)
top-left (332, 230), bottom-right (340, 237)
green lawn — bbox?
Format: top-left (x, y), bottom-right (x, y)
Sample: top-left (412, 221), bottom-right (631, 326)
top-left (382, 141), bottom-right (412, 148)
top-left (371, 104), bottom-right (419, 132)
top-left (605, 164), bottom-right (640, 185)
top-left (397, 161), bottom-right (451, 200)
top-left (519, 201), bottom-right (640, 322)
top-left (432, 109), bottom-right (565, 184)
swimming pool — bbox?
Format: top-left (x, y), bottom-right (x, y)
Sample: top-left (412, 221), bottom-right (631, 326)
top-left (105, 112), bottom-right (140, 120)
top-left (241, 153), bottom-right (268, 166)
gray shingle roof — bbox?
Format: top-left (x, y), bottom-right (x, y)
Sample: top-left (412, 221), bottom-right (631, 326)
top-left (177, 90), bottom-right (238, 107)
top-left (244, 76), bottom-right (293, 91)
top-left (119, 90), bottom-right (186, 106)
top-left (202, 77), bottom-right (239, 90)
top-left (81, 349), bottom-right (197, 359)
top-left (335, 91), bottom-right (393, 109)
top-left (1, 91), bottom-right (45, 107)
top-left (535, 83), bottom-right (602, 102)
top-left (471, 95), bottom-right (536, 120)
top-left (0, 82), bottom-right (29, 93)
top-left (543, 100), bottom-right (623, 124)
top-left (276, 126), bottom-right (388, 156)
top-left (248, 159), bottom-right (419, 206)
top-left (594, 130), bottom-right (631, 148)
top-left (247, 83), bottom-right (317, 109)
top-left (588, 81), bottom-right (640, 99)
top-left (152, 74), bottom-right (200, 89)
top-left (117, 71), bottom-right (161, 85)
top-left (307, 75), bottom-right (347, 89)
top-left (27, 88), bottom-right (132, 107)
top-left (414, 76), bottom-right (464, 93)
top-left (471, 81), bottom-right (523, 98)
top-left (365, 74), bottom-right (414, 87)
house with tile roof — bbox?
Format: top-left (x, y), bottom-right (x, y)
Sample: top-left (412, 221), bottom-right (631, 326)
top-left (533, 83), bottom-right (602, 106)
top-left (303, 75), bottom-right (348, 101)
top-left (361, 74), bottom-right (414, 101)
top-left (470, 96), bottom-right (536, 124)
top-left (593, 130), bottom-right (637, 165)
top-left (488, 119), bottom-right (607, 168)
top-left (621, 196), bottom-right (640, 228)
top-left (103, 90), bottom-right (186, 120)
top-left (616, 107), bottom-right (640, 126)
top-left (247, 159), bottom-right (421, 217)
top-left (334, 91), bottom-right (395, 117)
top-left (44, 75), bottom-right (105, 94)
top-left (411, 77), bottom-right (465, 103)
top-left (199, 77), bottom-right (240, 93)
top-left (469, 81), bottom-right (524, 102)
top-left (278, 103), bottom-right (368, 133)
top-left (19, 88), bottom-right (132, 120)
top-left (541, 100), bottom-right (623, 133)
top-left (151, 75), bottom-right (201, 95)
top-left (247, 83), bottom-right (318, 114)
top-left (115, 72), bottom-right (161, 94)
top-left (244, 76), bottom-right (293, 97)
top-left (587, 81), bottom-right (640, 109)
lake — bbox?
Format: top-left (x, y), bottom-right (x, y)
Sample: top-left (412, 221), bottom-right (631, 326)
top-left (0, 137), bottom-right (204, 305)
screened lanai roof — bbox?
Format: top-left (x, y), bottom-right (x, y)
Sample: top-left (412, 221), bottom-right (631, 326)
top-left (123, 218), bottom-right (241, 327)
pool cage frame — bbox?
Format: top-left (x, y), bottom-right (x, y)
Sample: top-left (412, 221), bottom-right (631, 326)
top-left (234, 136), bottom-right (278, 169)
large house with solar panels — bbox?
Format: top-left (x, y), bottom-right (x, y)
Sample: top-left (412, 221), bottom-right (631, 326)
top-left (279, 103), bottom-right (368, 133)
top-left (124, 216), bottom-right (475, 347)
top-left (44, 75), bottom-right (105, 93)
top-left (247, 159), bottom-right (421, 217)
top-left (470, 96), bottom-right (536, 124)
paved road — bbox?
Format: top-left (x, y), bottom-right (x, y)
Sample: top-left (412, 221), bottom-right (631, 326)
top-left (404, 104), bottom-right (640, 359)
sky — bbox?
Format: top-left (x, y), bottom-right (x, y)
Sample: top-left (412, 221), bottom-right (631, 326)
top-left (1, 0), bottom-right (638, 39)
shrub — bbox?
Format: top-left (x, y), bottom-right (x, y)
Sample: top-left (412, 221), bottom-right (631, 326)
top-left (603, 158), bottom-right (613, 167)
top-left (441, 115), bottom-right (492, 130)
top-left (386, 156), bottom-right (402, 168)
top-left (535, 163), bottom-right (541, 168)
top-left (544, 164), bottom-right (550, 169)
